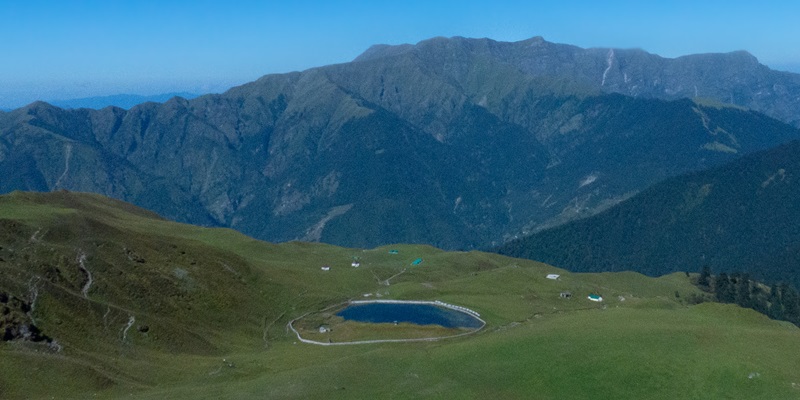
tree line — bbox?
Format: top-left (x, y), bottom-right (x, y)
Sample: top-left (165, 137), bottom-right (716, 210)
top-left (697, 266), bottom-right (800, 326)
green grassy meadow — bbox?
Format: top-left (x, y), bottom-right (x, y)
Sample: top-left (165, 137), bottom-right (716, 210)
top-left (1, 191), bottom-right (799, 399)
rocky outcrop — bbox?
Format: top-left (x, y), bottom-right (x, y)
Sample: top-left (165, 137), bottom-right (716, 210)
top-left (0, 291), bottom-right (50, 342)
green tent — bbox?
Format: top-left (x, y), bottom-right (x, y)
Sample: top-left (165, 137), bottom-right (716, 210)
top-left (587, 294), bottom-right (603, 302)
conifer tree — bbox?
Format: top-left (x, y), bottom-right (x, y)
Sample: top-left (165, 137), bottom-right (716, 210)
top-left (782, 283), bottom-right (800, 325)
top-left (715, 272), bottom-right (734, 303)
top-left (735, 273), bottom-right (752, 308)
top-left (698, 265), bottom-right (711, 289)
top-left (765, 283), bottom-right (785, 320)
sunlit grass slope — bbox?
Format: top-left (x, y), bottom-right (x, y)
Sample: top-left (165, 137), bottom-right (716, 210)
top-left (1, 191), bottom-right (798, 399)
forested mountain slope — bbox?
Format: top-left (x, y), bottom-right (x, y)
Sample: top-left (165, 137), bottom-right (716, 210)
top-left (496, 139), bottom-right (800, 287)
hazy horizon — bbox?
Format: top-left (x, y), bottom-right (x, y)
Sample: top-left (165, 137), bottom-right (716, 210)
top-left (3, 0), bottom-right (800, 109)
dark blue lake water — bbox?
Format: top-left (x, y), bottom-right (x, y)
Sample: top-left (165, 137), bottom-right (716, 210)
top-left (336, 303), bottom-right (483, 329)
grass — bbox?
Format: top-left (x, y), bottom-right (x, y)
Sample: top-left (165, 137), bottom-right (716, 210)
top-left (113, 305), bottom-right (800, 399)
top-left (0, 191), bottom-right (799, 399)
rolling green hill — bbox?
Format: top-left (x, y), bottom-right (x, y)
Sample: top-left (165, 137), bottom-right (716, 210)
top-left (1, 191), bottom-right (799, 399)
top-left (495, 139), bottom-right (800, 288)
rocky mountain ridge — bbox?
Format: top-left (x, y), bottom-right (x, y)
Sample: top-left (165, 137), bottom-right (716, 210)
top-left (2, 36), bottom-right (800, 249)
top-left (358, 36), bottom-right (800, 127)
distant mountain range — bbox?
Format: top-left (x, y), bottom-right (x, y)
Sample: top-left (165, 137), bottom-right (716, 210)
top-left (47, 92), bottom-right (199, 110)
top-left (495, 139), bottom-right (800, 287)
top-left (2, 36), bottom-right (800, 249)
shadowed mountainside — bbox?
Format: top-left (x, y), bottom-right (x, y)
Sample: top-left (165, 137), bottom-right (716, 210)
top-left (495, 139), bottom-right (800, 287)
top-left (2, 36), bottom-right (800, 249)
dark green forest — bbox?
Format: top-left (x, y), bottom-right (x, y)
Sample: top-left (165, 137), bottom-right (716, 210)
top-left (697, 266), bottom-right (800, 327)
top-left (495, 139), bottom-right (800, 288)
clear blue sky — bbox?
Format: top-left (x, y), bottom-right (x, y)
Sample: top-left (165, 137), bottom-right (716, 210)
top-left (2, 0), bottom-right (799, 109)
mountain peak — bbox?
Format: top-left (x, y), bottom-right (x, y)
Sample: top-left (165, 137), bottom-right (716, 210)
top-left (728, 49), bottom-right (759, 63)
top-left (17, 101), bottom-right (65, 118)
top-left (353, 43), bottom-right (414, 62)
top-left (25, 100), bottom-right (58, 110)
top-left (519, 35), bottom-right (547, 45)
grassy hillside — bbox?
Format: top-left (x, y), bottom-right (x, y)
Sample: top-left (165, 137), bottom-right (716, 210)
top-left (1, 191), bottom-right (799, 399)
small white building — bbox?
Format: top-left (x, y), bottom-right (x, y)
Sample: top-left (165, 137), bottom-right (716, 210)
top-left (319, 326), bottom-right (330, 333)
top-left (546, 274), bottom-right (560, 280)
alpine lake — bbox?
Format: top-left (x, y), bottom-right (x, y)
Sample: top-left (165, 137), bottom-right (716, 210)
top-left (293, 301), bottom-right (485, 344)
